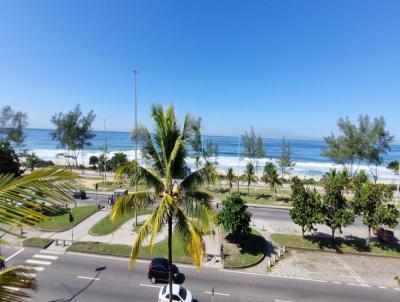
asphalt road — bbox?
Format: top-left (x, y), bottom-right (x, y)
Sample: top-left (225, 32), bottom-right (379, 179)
top-left (2, 246), bottom-right (399, 302)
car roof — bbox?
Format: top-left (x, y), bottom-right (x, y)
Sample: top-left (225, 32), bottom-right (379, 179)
top-left (162, 284), bottom-right (182, 295)
top-left (152, 258), bottom-right (168, 264)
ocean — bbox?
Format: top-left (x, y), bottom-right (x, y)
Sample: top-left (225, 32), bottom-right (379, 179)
top-left (23, 128), bottom-right (400, 183)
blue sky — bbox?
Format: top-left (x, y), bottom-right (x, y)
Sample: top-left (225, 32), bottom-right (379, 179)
top-left (1, 0), bottom-right (400, 139)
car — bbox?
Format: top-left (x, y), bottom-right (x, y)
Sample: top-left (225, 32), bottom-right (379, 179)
top-left (158, 284), bottom-right (192, 302)
top-left (148, 258), bottom-right (180, 284)
top-left (375, 227), bottom-right (395, 243)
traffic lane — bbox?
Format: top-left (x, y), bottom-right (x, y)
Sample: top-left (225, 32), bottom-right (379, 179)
top-left (33, 252), bottom-right (400, 302)
top-left (2, 246), bottom-right (39, 265)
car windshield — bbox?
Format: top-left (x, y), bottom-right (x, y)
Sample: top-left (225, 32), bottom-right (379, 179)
top-left (179, 287), bottom-right (187, 300)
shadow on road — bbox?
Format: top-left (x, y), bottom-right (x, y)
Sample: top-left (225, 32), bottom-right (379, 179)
top-left (48, 266), bottom-right (107, 302)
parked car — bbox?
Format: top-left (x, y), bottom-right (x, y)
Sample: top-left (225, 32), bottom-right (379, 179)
top-left (374, 227), bottom-right (395, 243)
top-left (158, 284), bottom-right (192, 302)
top-left (73, 190), bottom-right (87, 199)
top-left (148, 258), bottom-right (180, 284)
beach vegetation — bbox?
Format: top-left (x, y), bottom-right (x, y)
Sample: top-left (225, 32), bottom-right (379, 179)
top-left (108, 152), bottom-right (128, 170)
top-left (387, 160), bottom-right (399, 175)
top-left (241, 163), bottom-right (257, 195)
top-left (262, 163), bottom-right (282, 199)
top-left (51, 104), bottom-right (96, 167)
top-left (0, 142), bottom-right (21, 176)
top-left (278, 137), bottom-right (295, 177)
top-left (323, 115), bottom-right (394, 182)
top-left (322, 169), bottom-right (355, 241)
top-left (89, 155), bottom-right (99, 168)
top-left (0, 105), bottom-right (28, 152)
top-left (218, 192), bottom-right (251, 236)
top-left (112, 104), bottom-right (216, 302)
top-left (189, 117), bottom-right (203, 170)
top-left (289, 176), bottom-right (323, 237)
top-left (226, 167), bottom-right (237, 191)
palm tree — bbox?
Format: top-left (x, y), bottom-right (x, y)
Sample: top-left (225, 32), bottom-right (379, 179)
top-left (0, 167), bottom-right (76, 301)
top-left (241, 163), bottom-right (257, 195)
top-left (226, 167), bottom-right (236, 191)
top-left (262, 163), bottom-right (282, 199)
top-left (111, 104), bottom-right (216, 302)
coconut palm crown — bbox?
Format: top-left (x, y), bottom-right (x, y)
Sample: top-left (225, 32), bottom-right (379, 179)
top-left (111, 104), bottom-right (217, 296)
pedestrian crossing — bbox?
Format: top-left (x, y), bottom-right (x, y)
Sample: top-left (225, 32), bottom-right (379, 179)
top-left (267, 255), bottom-right (313, 280)
top-left (24, 249), bottom-right (64, 274)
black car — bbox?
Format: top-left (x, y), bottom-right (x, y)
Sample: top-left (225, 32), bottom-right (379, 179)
top-left (148, 258), bottom-right (180, 284)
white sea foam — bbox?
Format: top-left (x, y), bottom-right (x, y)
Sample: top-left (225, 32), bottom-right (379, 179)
top-left (32, 149), bottom-right (399, 184)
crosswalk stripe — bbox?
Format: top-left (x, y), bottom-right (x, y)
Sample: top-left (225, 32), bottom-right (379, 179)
top-left (33, 254), bottom-right (58, 260)
top-left (33, 267), bottom-right (45, 272)
top-left (26, 259), bottom-right (52, 266)
top-left (40, 250), bottom-right (64, 255)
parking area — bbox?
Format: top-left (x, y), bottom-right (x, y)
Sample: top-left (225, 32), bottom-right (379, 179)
top-left (269, 250), bottom-right (400, 288)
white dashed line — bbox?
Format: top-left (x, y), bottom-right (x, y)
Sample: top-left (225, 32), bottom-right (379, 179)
top-left (274, 299), bottom-right (293, 302)
top-left (139, 284), bottom-right (162, 289)
top-left (379, 286), bottom-right (388, 289)
top-left (26, 259), bottom-right (52, 266)
top-left (332, 281), bottom-right (342, 284)
top-left (5, 248), bottom-right (24, 262)
top-left (77, 276), bottom-right (100, 281)
top-left (33, 254), bottom-right (58, 260)
top-left (346, 283), bottom-right (371, 287)
top-left (205, 291), bottom-right (230, 296)
top-left (393, 288), bottom-right (400, 291)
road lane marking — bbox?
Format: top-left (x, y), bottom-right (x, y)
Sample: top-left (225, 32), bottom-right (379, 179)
top-left (275, 300), bottom-right (293, 302)
top-left (77, 276), bottom-right (100, 281)
top-left (139, 284), bottom-right (162, 289)
top-left (204, 291), bottom-right (230, 296)
top-left (33, 254), bottom-right (58, 260)
top-left (346, 283), bottom-right (371, 287)
top-left (379, 286), bottom-right (387, 289)
top-left (332, 281), bottom-right (342, 284)
top-left (5, 248), bottom-right (24, 262)
top-left (26, 259), bottom-right (52, 266)
top-left (393, 288), bottom-right (400, 291)
top-left (40, 250), bottom-right (64, 255)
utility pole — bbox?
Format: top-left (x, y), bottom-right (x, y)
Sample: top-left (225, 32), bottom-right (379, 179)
top-left (237, 136), bottom-right (241, 192)
top-left (133, 69), bottom-right (139, 227)
top-left (103, 119), bottom-right (107, 183)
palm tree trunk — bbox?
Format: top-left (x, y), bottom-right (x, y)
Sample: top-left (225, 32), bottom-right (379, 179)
top-left (168, 215), bottom-right (173, 302)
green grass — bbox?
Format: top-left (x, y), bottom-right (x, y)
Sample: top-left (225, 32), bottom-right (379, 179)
top-left (271, 233), bottom-right (400, 257)
top-left (224, 229), bottom-right (266, 268)
top-left (23, 237), bottom-right (54, 248)
top-left (37, 205), bottom-right (97, 232)
top-left (68, 234), bottom-right (191, 262)
top-left (208, 187), bottom-right (291, 206)
top-left (89, 209), bottom-right (152, 236)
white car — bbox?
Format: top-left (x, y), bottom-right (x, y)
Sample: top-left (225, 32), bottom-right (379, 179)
top-left (158, 284), bottom-right (193, 302)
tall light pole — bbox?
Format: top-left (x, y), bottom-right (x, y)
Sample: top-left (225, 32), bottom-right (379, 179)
top-left (133, 69), bottom-right (139, 227)
top-left (103, 119), bottom-right (107, 183)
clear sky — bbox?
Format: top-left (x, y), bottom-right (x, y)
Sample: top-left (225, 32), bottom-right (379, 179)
top-left (1, 0), bottom-right (399, 139)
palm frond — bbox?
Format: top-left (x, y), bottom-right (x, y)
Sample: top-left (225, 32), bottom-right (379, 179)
top-left (114, 161), bottom-right (164, 193)
top-left (179, 168), bottom-right (209, 192)
top-left (111, 191), bottom-right (154, 222)
top-left (0, 264), bottom-right (37, 302)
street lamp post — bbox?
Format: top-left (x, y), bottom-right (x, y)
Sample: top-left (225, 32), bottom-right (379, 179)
top-left (133, 69), bottom-right (139, 227)
top-left (103, 119), bottom-right (107, 183)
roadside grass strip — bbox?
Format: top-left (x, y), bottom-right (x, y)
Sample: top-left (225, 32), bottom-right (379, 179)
top-left (271, 233), bottom-right (400, 257)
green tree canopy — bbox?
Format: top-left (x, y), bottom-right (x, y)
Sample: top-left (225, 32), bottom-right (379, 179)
top-left (51, 104), bottom-right (96, 167)
top-left (322, 169), bottom-right (355, 240)
top-left (89, 155), bottom-right (99, 168)
top-left (289, 177), bottom-right (323, 237)
top-left (0, 106), bottom-right (28, 151)
top-left (218, 192), bottom-right (251, 236)
top-left (278, 137), bottom-right (294, 177)
top-left (262, 163), bottom-right (282, 199)
top-left (108, 152), bottom-right (128, 170)
top-left (323, 115), bottom-right (394, 181)
top-left (352, 181), bottom-right (399, 243)
top-left (0, 142), bottom-right (21, 176)
top-left (241, 162), bottom-right (257, 195)
top-left (226, 167), bottom-right (236, 191)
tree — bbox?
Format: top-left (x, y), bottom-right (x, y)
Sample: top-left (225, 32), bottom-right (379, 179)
top-left (0, 142), bottom-right (21, 176)
top-left (241, 163), bottom-right (257, 195)
top-left (322, 169), bottom-right (355, 241)
top-left (262, 163), bottom-right (282, 199)
top-left (108, 152), bottom-right (128, 170)
top-left (25, 153), bottom-right (40, 171)
top-left (387, 161), bottom-right (399, 175)
top-left (0, 106), bottom-right (28, 152)
top-left (51, 105), bottom-right (96, 167)
top-left (226, 167), bottom-right (236, 191)
top-left (98, 154), bottom-right (110, 172)
top-left (353, 182), bottom-right (399, 243)
top-left (289, 177), bottom-right (323, 237)
top-left (0, 167), bottom-right (76, 301)
top-left (241, 127), bottom-right (257, 163)
top-left (190, 117), bottom-right (203, 170)
top-left (203, 139), bottom-right (219, 163)
top-left (278, 137), bottom-right (294, 177)
top-left (218, 192), bottom-right (251, 236)
top-left (255, 135), bottom-right (266, 175)
top-left (89, 155), bottom-right (99, 168)
top-left (323, 115), bottom-right (394, 180)
top-left (112, 104), bottom-right (216, 302)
